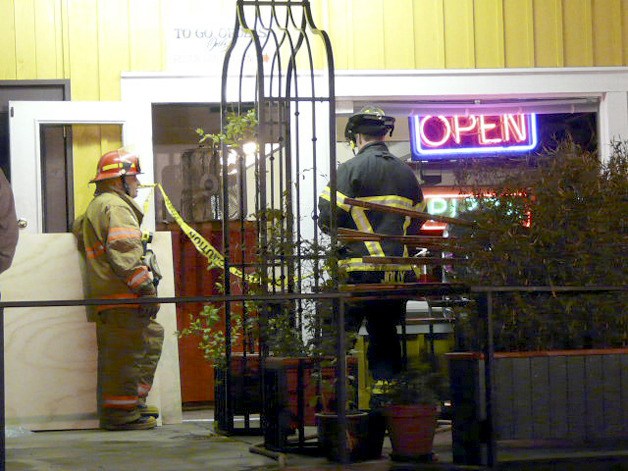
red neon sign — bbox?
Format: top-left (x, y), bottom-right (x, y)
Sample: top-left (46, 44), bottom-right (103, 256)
top-left (409, 113), bottom-right (538, 160)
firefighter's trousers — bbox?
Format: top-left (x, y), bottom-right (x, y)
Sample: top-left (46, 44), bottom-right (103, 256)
top-left (96, 308), bottom-right (164, 425)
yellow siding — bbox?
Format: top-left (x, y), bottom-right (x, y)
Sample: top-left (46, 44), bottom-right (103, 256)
top-left (311, 1), bottom-right (333, 71)
top-left (473, 0), bottom-right (505, 68)
top-left (592, 0), bottom-right (622, 65)
top-left (128, 0), bottom-right (164, 71)
top-left (624, 0), bottom-right (628, 64)
top-left (413, 0), bottom-right (445, 68)
top-left (533, 0), bottom-right (563, 67)
top-left (4, 1), bottom-right (628, 92)
top-left (61, 0), bottom-right (71, 78)
top-left (97, 0), bottom-right (130, 101)
top-left (321, 0), bottom-right (349, 69)
top-left (503, 0), bottom-right (534, 67)
top-left (72, 124), bottom-right (107, 217)
top-left (14, 0), bottom-right (37, 78)
top-left (67, 0), bottom-right (100, 100)
top-left (0, 0), bottom-right (17, 79)
top-left (4, 0), bottom-right (628, 218)
top-left (351, 0), bottom-right (385, 69)
top-left (562, 0), bottom-right (594, 66)
top-left (384, 0), bottom-right (415, 69)
top-left (33, 0), bottom-right (61, 78)
top-left (443, 0), bottom-right (475, 68)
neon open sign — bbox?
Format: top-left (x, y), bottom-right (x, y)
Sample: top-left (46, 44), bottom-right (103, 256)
top-left (409, 113), bottom-right (538, 159)
top-left (422, 191), bottom-right (531, 231)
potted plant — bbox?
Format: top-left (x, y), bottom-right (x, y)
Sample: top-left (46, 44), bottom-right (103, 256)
top-left (310, 358), bottom-right (373, 463)
top-left (446, 139), bottom-right (628, 464)
top-left (378, 368), bottom-right (443, 462)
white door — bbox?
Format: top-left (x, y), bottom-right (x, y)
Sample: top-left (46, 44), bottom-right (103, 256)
top-left (9, 100), bottom-right (154, 233)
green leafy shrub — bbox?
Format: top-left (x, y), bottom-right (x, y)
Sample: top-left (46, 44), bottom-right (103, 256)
top-left (450, 139), bottom-right (627, 351)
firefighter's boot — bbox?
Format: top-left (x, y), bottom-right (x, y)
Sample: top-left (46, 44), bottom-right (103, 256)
top-left (138, 403), bottom-right (160, 418)
top-left (102, 416), bottom-right (157, 431)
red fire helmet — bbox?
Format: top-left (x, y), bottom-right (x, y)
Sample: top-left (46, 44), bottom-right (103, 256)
top-left (91, 150), bottom-right (142, 183)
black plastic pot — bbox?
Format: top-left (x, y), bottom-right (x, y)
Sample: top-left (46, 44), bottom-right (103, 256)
top-left (316, 411), bottom-right (371, 462)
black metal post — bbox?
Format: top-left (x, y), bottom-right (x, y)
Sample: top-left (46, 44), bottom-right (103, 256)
top-left (336, 298), bottom-right (348, 463)
top-left (479, 291), bottom-right (497, 467)
top-left (400, 301), bottom-right (408, 370)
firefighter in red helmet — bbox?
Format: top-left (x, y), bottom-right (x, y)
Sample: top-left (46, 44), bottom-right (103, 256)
top-left (73, 149), bottom-right (163, 430)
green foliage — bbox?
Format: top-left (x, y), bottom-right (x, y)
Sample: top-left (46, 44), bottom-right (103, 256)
top-left (379, 368), bottom-right (443, 406)
top-left (178, 302), bottom-right (243, 370)
top-left (308, 358), bottom-right (359, 413)
top-left (196, 109), bottom-right (258, 149)
top-left (450, 139), bottom-right (627, 351)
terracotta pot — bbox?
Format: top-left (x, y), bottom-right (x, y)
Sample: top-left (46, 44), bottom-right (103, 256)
top-left (385, 404), bottom-right (438, 459)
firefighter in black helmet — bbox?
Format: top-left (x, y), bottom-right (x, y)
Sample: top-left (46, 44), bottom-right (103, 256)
top-left (318, 105), bottom-right (425, 397)
top-left (344, 105), bottom-right (396, 151)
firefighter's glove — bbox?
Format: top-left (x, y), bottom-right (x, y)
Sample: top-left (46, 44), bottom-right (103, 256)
top-left (138, 284), bottom-right (160, 319)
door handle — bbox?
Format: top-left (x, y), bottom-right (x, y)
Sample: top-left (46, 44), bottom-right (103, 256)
top-left (17, 219), bottom-right (28, 229)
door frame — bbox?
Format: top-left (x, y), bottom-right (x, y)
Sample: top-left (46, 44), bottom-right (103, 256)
top-left (9, 100), bottom-right (152, 233)
top-left (0, 79), bottom-right (70, 178)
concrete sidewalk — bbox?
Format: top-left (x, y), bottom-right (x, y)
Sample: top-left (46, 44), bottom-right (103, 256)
top-left (6, 419), bottom-right (455, 471)
top-left (5, 417), bottom-right (628, 470)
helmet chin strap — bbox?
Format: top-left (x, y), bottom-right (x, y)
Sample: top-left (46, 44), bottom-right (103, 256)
top-left (349, 139), bottom-right (358, 155)
top-left (121, 175), bottom-right (131, 196)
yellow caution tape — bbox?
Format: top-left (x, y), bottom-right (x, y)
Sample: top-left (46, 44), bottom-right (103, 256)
top-left (140, 183), bottom-right (260, 286)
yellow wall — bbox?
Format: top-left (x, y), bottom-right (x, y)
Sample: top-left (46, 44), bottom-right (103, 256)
top-left (1, 0), bottom-right (627, 216)
top-left (3, 0), bottom-right (626, 97)
top-left (317, 0), bottom-right (628, 69)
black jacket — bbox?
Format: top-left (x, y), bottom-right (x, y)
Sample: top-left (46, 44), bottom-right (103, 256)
top-left (318, 141), bottom-right (424, 275)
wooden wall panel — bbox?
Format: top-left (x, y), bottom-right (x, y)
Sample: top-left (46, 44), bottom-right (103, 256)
top-left (128, 0), bottom-right (164, 71)
top-left (351, 0), bottom-right (385, 69)
top-left (623, 0), bottom-right (628, 65)
top-left (97, 0), bottom-right (130, 101)
top-left (533, 0), bottom-right (563, 67)
top-left (562, 0), bottom-right (594, 66)
top-left (548, 356), bottom-right (569, 438)
top-left (473, 0), bottom-right (505, 68)
top-left (72, 125), bottom-right (106, 218)
top-left (530, 357), bottom-right (551, 438)
top-left (592, 0), bottom-right (622, 66)
top-left (99, 125), bottom-right (123, 157)
top-left (33, 0), bottom-right (63, 78)
top-left (384, 0), bottom-right (415, 69)
top-left (14, 0), bottom-right (37, 79)
top-left (323, 0), bottom-right (352, 69)
top-left (503, 0), bottom-right (534, 67)
top-left (0, 0), bottom-right (17, 79)
top-left (5, 0), bottom-right (628, 86)
top-left (412, 0), bottom-right (445, 69)
top-left (443, 0), bottom-right (475, 68)
top-left (60, 0), bottom-right (71, 78)
top-left (66, 0), bottom-right (100, 100)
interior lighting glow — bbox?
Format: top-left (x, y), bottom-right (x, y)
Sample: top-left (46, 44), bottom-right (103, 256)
top-left (410, 113), bottom-right (538, 159)
top-left (421, 191), bottom-right (530, 231)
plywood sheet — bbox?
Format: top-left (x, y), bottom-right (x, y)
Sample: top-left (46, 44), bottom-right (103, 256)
top-left (0, 232), bottom-right (181, 431)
